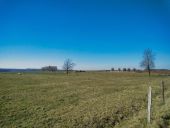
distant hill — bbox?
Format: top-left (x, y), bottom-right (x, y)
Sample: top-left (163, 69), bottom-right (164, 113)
top-left (142, 69), bottom-right (170, 75)
top-left (0, 68), bottom-right (41, 72)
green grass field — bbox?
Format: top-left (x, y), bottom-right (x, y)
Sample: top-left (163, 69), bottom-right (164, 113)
top-left (0, 72), bottom-right (170, 128)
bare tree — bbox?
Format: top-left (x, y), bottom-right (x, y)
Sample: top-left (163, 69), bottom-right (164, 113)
top-left (63, 59), bottom-right (75, 75)
top-left (127, 68), bottom-right (131, 72)
top-left (118, 68), bottom-right (121, 72)
top-left (123, 68), bottom-right (127, 72)
top-left (111, 68), bottom-right (114, 71)
top-left (133, 68), bottom-right (136, 72)
top-left (140, 49), bottom-right (155, 76)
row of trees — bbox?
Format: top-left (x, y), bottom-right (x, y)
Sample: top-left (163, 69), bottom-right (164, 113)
top-left (111, 68), bottom-right (137, 72)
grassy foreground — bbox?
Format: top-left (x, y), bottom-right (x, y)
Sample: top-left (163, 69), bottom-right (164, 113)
top-left (0, 72), bottom-right (170, 128)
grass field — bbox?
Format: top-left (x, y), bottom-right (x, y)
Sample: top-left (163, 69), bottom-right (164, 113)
top-left (0, 72), bottom-right (170, 128)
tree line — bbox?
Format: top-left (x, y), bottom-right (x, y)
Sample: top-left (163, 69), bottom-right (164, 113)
top-left (42, 49), bottom-right (155, 76)
top-left (111, 68), bottom-right (137, 72)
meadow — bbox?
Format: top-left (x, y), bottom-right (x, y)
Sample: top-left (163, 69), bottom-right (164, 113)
top-left (0, 72), bottom-right (170, 128)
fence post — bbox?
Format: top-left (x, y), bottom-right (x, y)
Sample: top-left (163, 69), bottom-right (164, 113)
top-left (148, 86), bottom-right (152, 124)
top-left (161, 80), bottom-right (165, 104)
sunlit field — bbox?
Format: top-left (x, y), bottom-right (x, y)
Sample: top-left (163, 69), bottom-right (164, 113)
top-left (0, 72), bottom-right (170, 128)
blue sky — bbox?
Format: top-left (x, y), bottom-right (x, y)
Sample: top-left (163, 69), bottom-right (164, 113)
top-left (0, 0), bottom-right (170, 69)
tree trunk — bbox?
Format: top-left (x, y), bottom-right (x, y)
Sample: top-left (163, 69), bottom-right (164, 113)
top-left (148, 69), bottom-right (151, 77)
top-left (148, 65), bottom-right (151, 77)
top-left (67, 70), bottom-right (68, 75)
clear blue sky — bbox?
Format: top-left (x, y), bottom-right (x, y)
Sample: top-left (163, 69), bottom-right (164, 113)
top-left (0, 0), bottom-right (170, 70)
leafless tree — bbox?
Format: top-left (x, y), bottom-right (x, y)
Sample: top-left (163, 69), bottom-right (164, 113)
top-left (127, 68), bottom-right (131, 72)
top-left (123, 68), bottom-right (127, 72)
top-left (133, 68), bottom-right (136, 72)
top-left (111, 68), bottom-right (114, 71)
top-left (118, 68), bottom-right (121, 72)
top-left (63, 59), bottom-right (75, 75)
top-left (140, 49), bottom-right (155, 76)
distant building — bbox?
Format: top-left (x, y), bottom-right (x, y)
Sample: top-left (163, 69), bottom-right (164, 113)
top-left (41, 66), bottom-right (58, 72)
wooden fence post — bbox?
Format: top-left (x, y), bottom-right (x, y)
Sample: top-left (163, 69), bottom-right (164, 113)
top-left (161, 80), bottom-right (165, 104)
top-left (148, 86), bottom-right (152, 124)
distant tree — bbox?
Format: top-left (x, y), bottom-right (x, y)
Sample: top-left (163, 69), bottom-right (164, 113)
top-left (127, 68), bottom-right (131, 72)
top-left (140, 49), bottom-right (155, 76)
top-left (111, 68), bottom-right (114, 71)
top-left (123, 68), bottom-right (127, 72)
top-left (41, 66), bottom-right (57, 72)
top-left (63, 59), bottom-right (75, 75)
top-left (133, 68), bottom-right (136, 72)
top-left (118, 68), bottom-right (121, 72)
